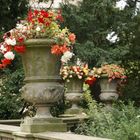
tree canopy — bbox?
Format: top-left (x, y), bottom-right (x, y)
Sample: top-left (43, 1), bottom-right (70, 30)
top-left (0, 0), bottom-right (28, 34)
top-left (61, 0), bottom-right (140, 100)
top-left (61, 0), bottom-right (140, 66)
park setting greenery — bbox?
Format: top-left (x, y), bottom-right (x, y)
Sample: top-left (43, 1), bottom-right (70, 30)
top-left (76, 91), bottom-right (140, 140)
top-left (0, 0), bottom-right (140, 139)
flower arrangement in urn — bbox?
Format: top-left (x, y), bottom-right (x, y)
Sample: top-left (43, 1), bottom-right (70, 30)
top-left (0, 8), bottom-right (76, 68)
top-left (91, 64), bottom-right (127, 82)
top-left (60, 58), bottom-right (90, 82)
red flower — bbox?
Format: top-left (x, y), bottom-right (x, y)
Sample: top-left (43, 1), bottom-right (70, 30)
top-left (18, 37), bottom-right (24, 43)
top-left (5, 45), bottom-right (12, 53)
top-left (60, 45), bottom-right (70, 53)
top-left (56, 10), bottom-right (64, 22)
top-left (69, 33), bottom-right (76, 43)
top-left (1, 58), bottom-right (12, 67)
top-left (0, 64), bottom-right (4, 68)
top-left (51, 45), bottom-right (61, 55)
top-left (56, 14), bottom-right (64, 22)
top-left (38, 17), bottom-right (45, 24)
top-left (46, 22), bottom-right (51, 26)
top-left (34, 10), bottom-right (39, 16)
top-left (41, 10), bottom-right (49, 18)
top-left (85, 76), bottom-right (96, 86)
top-left (14, 45), bottom-right (26, 53)
top-left (28, 10), bottom-right (33, 22)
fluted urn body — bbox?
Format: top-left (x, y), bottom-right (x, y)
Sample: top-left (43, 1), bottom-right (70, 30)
top-left (99, 77), bottom-right (119, 105)
top-left (20, 39), bottom-right (64, 118)
top-left (20, 39), bottom-right (67, 133)
top-left (65, 78), bottom-right (83, 115)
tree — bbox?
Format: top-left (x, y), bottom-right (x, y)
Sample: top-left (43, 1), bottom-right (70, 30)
top-left (0, 0), bottom-right (28, 35)
top-left (61, 0), bottom-right (140, 100)
top-left (61, 0), bottom-right (140, 66)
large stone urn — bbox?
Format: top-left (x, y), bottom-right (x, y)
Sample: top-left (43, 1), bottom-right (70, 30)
top-left (99, 77), bottom-right (119, 106)
top-left (65, 78), bottom-right (84, 116)
top-left (20, 39), bottom-right (67, 133)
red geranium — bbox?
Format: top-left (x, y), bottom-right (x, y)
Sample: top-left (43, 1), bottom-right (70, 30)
top-left (69, 33), bottom-right (76, 43)
top-left (60, 45), bottom-right (70, 53)
top-left (14, 45), bottom-right (26, 53)
top-left (85, 76), bottom-right (96, 86)
top-left (1, 58), bottom-right (12, 68)
top-left (51, 45), bottom-right (61, 55)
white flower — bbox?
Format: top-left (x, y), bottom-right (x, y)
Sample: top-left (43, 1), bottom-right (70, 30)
top-left (0, 45), bottom-right (7, 53)
top-left (4, 51), bottom-right (15, 60)
top-left (16, 23), bottom-right (24, 30)
top-left (76, 58), bottom-right (82, 66)
top-left (106, 31), bottom-right (119, 43)
top-left (61, 51), bottom-right (74, 63)
top-left (36, 26), bottom-right (41, 32)
top-left (115, 0), bottom-right (128, 10)
top-left (5, 38), bottom-right (16, 46)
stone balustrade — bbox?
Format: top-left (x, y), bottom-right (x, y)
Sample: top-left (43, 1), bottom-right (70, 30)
top-left (0, 124), bottom-right (111, 140)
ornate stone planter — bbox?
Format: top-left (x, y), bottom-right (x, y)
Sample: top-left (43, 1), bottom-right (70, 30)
top-left (99, 77), bottom-right (119, 106)
top-left (20, 39), bottom-right (67, 133)
top-left (65, 78), bottom-right (84, 115)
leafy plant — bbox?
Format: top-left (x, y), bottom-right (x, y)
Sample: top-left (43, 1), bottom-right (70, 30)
top-left (0, 67), bottom-right (24, 119)
top-left (75, 92), bottom-right (140, 140)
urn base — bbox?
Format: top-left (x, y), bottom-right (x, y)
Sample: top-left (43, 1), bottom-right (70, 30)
top-left (20, 117), bottom-right (67, 133)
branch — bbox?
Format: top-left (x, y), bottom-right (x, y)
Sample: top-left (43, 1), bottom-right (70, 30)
top-left (48, 0), bottom-right (54, 9)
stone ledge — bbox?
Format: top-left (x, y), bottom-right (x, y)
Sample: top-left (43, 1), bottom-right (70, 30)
top-left (0, 124), bottom-right (111, 140)
top-left (35, 132), bottom-right (111, 140)
top-left (0, 119), bottom-right (21, 126)
top-left (0, 124), bottom-right (20, 139)
top-left (0, 124), bottom-right (20, 133)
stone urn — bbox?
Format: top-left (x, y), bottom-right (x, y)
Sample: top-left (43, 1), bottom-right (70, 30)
top-left (20, 39), bottom-right (67, 133)
top-left (99, 77), bottom-right (119, 106)
top-left (65, 78), bottom-right (84, 115)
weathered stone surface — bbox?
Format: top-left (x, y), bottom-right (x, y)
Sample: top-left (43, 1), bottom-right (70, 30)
top-left (23, 39), bottom-right (60, 80)
top-left (0, 124), bottom-right (111, 140)
top-left (0, 124), bottom-right (19, 140)
top-left (35, 132), bottom-right (111, 140)
top-left (65, 78), bottom-right (84, 115)
top-left (0, 120), bottom-right (21, 126)
top-left (21, 82), bottom-right (64, 104)
top-left (99, 78), bottom-right (119, 102)
top-left (20, 117), bottom-right (67, 133)
top-left (20, 39), bottom-right (65, 133)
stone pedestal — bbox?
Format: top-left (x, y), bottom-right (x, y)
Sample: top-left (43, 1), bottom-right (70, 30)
top-left (20, 117), bottom-right (67, 133)
top-left (65, 78), bottom-right (84, 115)
top-left (20, 39), bottom-right (67, 133)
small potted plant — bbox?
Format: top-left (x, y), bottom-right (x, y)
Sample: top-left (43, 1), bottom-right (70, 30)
top-left (91, 64), bottom-right (127, 105)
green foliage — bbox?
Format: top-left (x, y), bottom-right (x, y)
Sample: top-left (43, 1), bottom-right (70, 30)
top-left (61, 0), bottom-right (140, 100)
top-left (0, 67), bottom-right (24, 119)
top-left (61, 0), bottom-right (139, 66)
top-left (0, 0), bottom-right (28, 34)
top-left (0, 0), bottom-right (28, 117)
top-left (121, 61), bottom-right (140, 101)
top-left (76, 92), bottom-right (140, 140)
